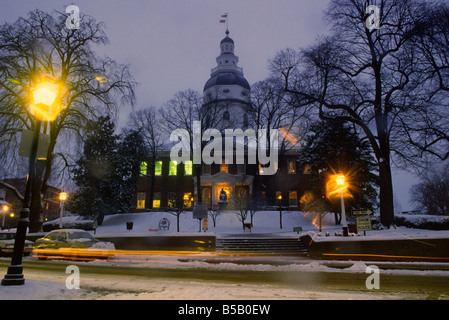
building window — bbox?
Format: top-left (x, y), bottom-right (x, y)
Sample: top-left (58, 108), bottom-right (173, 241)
top-left (220, 160), bottom-right (228, 173)
top-left (183, 193), bottom-right (192, 208)
top-left (203, 164), bottom-right (211, 175)
top-left (243, 113), bottom-right (248, 127)
top-left (169, 161), bottom-right (177, 176)
top-left (137, 192), bottom-right (146, 209)
top-left (237, 164), bottom-right (246, 175)
top-left (153, 192), bottom-right (161, 208)
top-left (168, 192), bottom-right (176, 208)
top-left (276, 191), bottom-right (282, 204)
top-left (184, 160), bottom-right (193, 176)
top-left (140, 162), bottom-right (148, 176)
top-left (288, 159), bottom-right (296, 174)
top-left (155, 161), bottom-right (163, 176)
top-left (289, 191), bottom-right (298, 207)
top-left (303, 164), bottom-right (312, 174)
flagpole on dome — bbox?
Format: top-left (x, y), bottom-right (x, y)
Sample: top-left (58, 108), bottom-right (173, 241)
top-left (220, 13), bottom-right (230, 35)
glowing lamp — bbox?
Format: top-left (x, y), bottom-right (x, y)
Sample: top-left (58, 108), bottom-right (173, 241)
top-left (31, 80), bottom-right (60, 121)
top-left (336, 174), bottom-right (345, 186)
top-left (59, 192), bottom-right (68, 202)
top-left (2, 205), bottom-right (9, 212)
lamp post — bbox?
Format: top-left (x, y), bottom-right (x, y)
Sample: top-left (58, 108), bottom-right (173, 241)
top-left (1, 205), bottom-right (10, 229)
top-left (336, 172), bottom-right (349, 236)
top-left (277, 193), bottom-right (283, 230)
top-left (2, 78), bottom-right (59, 286)
top-left (59, 192), bottom-right (68, 229)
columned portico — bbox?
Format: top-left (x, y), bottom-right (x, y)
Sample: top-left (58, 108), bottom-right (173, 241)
top-left (193, 171), bottom-right (253, 209)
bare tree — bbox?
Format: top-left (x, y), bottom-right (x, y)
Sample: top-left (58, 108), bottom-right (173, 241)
top-left (160, 89), bottom-right (221, 204)
top-left (208, 205), bottom-right (222, 228)
top-left (0, 9), bottom-right (136, 231)
top-left (410, 164), bottom-right (449, 216)
top-left (249, 77), bottom-right (311, 207)
top-left (128, 106), bottom-right (165, 208)
top-left (270, 0), bottom-right (449, 227)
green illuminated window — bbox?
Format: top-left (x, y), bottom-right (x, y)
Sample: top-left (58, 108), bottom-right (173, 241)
top-left (169, 161), bottom-right (177, 176)
top-left (155, 161), bottom-right (162, 176)
top-left (140, 162), bottom-right (148, 176)
top-left (184, 161), bottom-right (193, 176)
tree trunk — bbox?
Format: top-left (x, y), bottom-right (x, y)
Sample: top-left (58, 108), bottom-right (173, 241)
top-left (378, 160), bottom-right (395, 227)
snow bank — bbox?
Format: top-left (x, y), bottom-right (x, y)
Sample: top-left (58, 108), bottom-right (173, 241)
top-left (96, 210), bottom-right (323, 236)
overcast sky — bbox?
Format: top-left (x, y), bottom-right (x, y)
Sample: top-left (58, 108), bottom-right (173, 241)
top-left (0, 0), bottom-right (419, 210)
top-left (0, 0), bottom-right (331, 120)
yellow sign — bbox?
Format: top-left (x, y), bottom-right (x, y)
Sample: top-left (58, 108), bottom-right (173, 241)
top-left (356, 215), bottom-right (372, 232)
top-left (202, 218), bottom-right (209, 231)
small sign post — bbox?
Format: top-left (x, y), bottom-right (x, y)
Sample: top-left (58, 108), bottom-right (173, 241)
top-left (202, 218), bottom-right (208, 232)
top-left (352, 209), bottom-right (373, 236)
top-left (193, 204), bottom-right (208, 232)
top-left (352, 209), bottom-right (373, 216)
top-left (356, 215), bottom-right (372, 236)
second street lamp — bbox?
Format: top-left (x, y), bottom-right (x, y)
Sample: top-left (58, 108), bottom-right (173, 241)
top-left (336, 172), bottom-right (349, 237)
top-left (59, 192), bottom-right (68, 229)
top-left (1, 77), bottom-right (60, 286)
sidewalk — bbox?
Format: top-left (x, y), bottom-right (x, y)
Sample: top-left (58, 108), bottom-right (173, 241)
top-left (300, 233), bottom-right (449, 262)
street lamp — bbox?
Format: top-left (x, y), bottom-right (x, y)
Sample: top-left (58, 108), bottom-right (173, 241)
top-left (30, 79), bottom-right (61, 121)
top-left (2, 77), bottom-right (60, 286)
top-left (336, 172), bottom-right (349, 236)
top-left (1, 205), bottom-right (9, 229)
top-left (59, 192), bottom-right (68, 229)
top-left (277, 193), bottom-right (283, 229)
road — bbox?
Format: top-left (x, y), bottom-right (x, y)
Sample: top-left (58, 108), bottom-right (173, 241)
top-left (1, 253), bottom-right (448, 300)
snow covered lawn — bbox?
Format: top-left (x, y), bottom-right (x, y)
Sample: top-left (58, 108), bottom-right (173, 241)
top-left (1, 210), bottom-right (448, 300)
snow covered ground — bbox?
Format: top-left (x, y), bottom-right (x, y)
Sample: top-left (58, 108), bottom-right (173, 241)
top-left (95, 210), bottom-right (326, 236)
top-left (1, 210), bottom-right (448, 300)
top-left (96, 210), bottom-right (449, 241)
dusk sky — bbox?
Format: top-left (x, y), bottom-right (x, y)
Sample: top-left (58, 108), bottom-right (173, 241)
top-left (0, 0), bottom-right (418, 210)
top-left (0, 0), bottom-right (331, 120)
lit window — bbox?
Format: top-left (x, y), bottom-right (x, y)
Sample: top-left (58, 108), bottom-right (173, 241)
top-left (168, 192), bottom-right (176, 208)
top-left (153, 192), bottom-right (161, 208)
top-left (137, 192), bottom-right (146, 209)
top-left (276, 191), bottom-right (282, 202)
top-left (184, 161), bottom-right (193, 176)
top-left (183, 193), bottom-right (192, 208)
top-left (169, 161), bottom-right (177, 176)
top-left (220, 160), bottom-right (228, 173)
top-left (289, 191), bottom-right (298, 207)
top-left (140, 162), bottom-right (148, 176)
top-left (303, 164), bottom-right (312, 174)
top-left (155, 161), bottom-right (162, 176)
top-left (288, 159), bottom-right (296, 174)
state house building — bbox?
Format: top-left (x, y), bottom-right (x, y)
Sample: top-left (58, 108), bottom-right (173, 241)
top-left (135, 31), bottom-right (312, 211)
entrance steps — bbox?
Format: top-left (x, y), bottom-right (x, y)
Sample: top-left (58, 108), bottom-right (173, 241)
top-left (216, 236), bottom-right (308, 255)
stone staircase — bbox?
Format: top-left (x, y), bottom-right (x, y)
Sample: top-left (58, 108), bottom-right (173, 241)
top-left (216, 236), bottom-right (308, 255)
